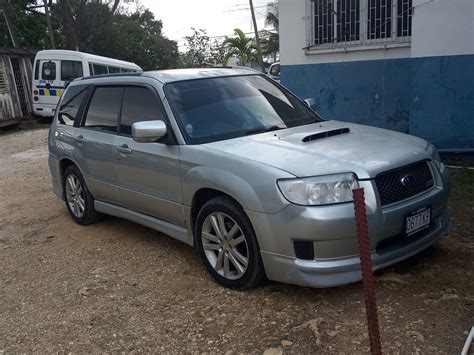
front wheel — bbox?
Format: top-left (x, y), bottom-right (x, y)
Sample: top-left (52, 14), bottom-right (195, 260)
top-left (195, 196), bottom-right (265, 289)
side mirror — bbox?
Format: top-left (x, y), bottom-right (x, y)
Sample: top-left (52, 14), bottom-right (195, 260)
top-left (304, 98), bottom-right (316, 109)
top-left (132, 120), bottom-right (167, 143)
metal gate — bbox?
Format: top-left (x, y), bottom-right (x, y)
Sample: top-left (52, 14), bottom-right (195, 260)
top-left (10, 57), bottom-right (29, 117)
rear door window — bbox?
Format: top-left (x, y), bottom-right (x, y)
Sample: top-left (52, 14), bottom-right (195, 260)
top-left (58, 85), bottom-right (89, 126)
top-left (42, 61), bottom-right (56, 80)
top-left (61, 60), bottom-right (83, 81)
top-left (83, 87), bottom-right (122, 132)
top-left (119, 87), bottom-right (165, 135)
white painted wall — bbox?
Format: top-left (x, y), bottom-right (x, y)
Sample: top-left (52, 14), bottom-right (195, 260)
top-left (411, 0), bottom-right (474, 58)
top-left (280, 0), bottom-right (474, 65)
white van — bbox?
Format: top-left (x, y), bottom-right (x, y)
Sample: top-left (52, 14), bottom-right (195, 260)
top-left (32, 49), bottom-right (142, 117)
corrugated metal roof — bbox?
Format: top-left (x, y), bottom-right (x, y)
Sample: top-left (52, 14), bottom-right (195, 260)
top-left (0, 47), bottom-right (37, 56)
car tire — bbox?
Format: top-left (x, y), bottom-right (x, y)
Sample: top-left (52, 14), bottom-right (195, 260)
top-left (195, 196), bottom-right (265, 289)
top-left (63, 165), bottom-right (102, 225)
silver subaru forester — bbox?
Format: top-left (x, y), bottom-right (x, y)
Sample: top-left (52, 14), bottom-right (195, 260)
top-left (48, 68), bottom-right (452, 289)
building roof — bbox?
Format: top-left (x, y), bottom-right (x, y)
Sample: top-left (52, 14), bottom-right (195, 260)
top-left (0, 47), bottom-right (37, 56)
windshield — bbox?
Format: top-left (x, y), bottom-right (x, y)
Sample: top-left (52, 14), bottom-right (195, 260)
top-left (165, 75), bottom-right (323, 144)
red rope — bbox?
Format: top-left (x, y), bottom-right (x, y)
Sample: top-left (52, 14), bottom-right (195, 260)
top-left (353, 187), bottom-right (382, 355)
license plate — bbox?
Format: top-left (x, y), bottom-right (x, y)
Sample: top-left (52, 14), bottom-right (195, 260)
top-left (406, 206), bottom-right (431, 236)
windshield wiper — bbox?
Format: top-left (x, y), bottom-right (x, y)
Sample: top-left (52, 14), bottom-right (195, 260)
top-left (244, 125), bottom-right (284, 136)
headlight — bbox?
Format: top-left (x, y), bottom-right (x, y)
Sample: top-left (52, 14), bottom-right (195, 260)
top-left (277, 173), bottom-right (359, 206)
top-left (426, 143), bottom-right (442, 170)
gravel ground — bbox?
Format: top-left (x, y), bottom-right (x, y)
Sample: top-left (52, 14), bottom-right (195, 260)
top-left (0, 125), bottom-right (473, 353)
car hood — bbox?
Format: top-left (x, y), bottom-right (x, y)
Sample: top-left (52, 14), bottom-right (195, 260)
top-left (202, 121), bottom-right (430, 179)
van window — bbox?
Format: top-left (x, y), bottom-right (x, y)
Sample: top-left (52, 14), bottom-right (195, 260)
top-left (120, 68), bottom-right (131, 73)
top-left (61, 60), bottom-right (83, 81)
top-left (83, 87), bottom-right (122, 132)
top-left (88, 63), bottom-right (93, 75)
top-left (270, 64), bottom-right (280, 77)
top-left (42, 61), bottom-right (56, 80)
top-left (58, 85), bottom-right (88, 126)
top-left (34, 60), bottom-right (39, 80)
top-left (119, 87), bottom-right (165, 135)
top-left (108, 66), bottom-right (120, 73)
top-left (92, 64), bottom-right (108, 75)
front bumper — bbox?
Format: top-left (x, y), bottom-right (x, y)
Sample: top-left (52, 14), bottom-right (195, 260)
top-left (246, 163), bottom-right (452, 288)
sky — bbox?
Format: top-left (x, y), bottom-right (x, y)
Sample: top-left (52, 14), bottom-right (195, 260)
top-left (138, 0), bottom-right (273, 51)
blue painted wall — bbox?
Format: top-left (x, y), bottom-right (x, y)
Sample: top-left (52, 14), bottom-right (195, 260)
top-left (281, 54), bottom-right (474, 150)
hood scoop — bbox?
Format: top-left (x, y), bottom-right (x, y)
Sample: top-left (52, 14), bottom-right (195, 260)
top-left (302, 128), bottom-right (351, 143)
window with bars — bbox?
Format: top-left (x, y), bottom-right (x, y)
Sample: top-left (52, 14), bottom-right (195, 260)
top-left (311, 0), bottom-right (413, 48)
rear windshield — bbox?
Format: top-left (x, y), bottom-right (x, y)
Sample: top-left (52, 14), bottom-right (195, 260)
top-left (165, 75), bottom-right (322, 144)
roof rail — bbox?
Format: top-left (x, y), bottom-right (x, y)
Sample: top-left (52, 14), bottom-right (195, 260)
top-left (76, 72), bottom-right (143, 81)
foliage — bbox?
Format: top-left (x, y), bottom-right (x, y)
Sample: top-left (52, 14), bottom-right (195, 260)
top-left (0, 0), bottom-right (180, 70)
top-left (223, 28), bottom-right (257, 66)
top-left (262, 1), bottom-right (279, 61)
top-left (0, 0), bottom-right (50, 48)
top-left (183, 28), bottom-right (210, 67)
top-left (182, 28), bottom-right (226, 67)
top-left (88, 8), bottom-right (180, 70)
top-left (264, 1), bottom-right (279, 31)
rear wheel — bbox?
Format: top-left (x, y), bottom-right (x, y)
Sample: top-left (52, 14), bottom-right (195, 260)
top-left (195, 196), bottom-right (264, 289)
top-left (63, 165), bottom-right (102, 225)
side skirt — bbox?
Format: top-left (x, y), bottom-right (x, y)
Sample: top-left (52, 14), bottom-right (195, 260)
top-left (94, 200), bottom-right (194, 247)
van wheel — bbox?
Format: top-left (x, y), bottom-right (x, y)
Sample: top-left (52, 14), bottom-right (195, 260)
top-left (195, 196), bottom-right (264, 289)
top-left (63, 165), bottom-right (102, 225)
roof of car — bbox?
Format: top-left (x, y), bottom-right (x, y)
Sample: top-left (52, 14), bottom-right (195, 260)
top-left (142, 67), bottom-right (260, 83)
top-left (74, 67), bottom-right (261, 85)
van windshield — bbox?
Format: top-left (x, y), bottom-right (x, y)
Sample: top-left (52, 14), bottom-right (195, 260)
top-left (165, 75), bottom-right (322, 144)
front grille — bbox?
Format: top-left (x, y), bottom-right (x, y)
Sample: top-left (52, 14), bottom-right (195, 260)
top-left (375, 161), bottom-right (434, 206)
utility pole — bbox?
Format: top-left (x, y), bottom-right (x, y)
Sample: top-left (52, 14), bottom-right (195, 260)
top-left (249, 0), bottom-right (265, 73)
top-left (43, 0), bottom-right (55, 49)
top-left (0, 3), bottom-right (17, 47)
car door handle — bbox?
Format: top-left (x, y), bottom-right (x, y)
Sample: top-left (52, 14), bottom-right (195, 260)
top-left (116, 145), bottom-right (132, 154)
top-left (75, 135), bottom-right (86, 144)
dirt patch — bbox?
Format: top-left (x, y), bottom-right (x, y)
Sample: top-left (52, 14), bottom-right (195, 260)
top-left (0, 127), bottom-right (473, 353)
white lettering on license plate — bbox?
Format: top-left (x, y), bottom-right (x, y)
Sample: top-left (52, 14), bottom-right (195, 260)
top-left (406, 208), bottom-right (431, 236)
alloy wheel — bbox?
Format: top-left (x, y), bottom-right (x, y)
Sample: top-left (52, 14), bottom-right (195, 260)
top-left (201, 212), bottom-right (249, 280)
top-left (65, 174), bottom-right (85, 218)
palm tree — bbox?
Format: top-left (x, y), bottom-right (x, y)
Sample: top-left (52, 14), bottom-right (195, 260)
top-left (223, 28), bottom-right (258, 66)
top-left (264, 2), bottom-right (279, 62)
top-left (265, 2), bottom-right (279, 33)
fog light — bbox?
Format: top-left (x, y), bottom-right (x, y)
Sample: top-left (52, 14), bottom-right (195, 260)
top-left (33, 90), bottom-right (39, 95)
top-left (294, 240), bottom-right (314, 260)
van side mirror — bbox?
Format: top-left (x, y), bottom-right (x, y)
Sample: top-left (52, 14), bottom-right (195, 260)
top-left (132, 120), bottom-right (167, 143)
top-left (304, 98), bottom-right (316, 109)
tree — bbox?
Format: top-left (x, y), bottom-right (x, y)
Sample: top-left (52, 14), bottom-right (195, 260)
top-left (0, 0), bottom-right (51, 48)
top-left (264, 1), bottom-right (279, 31)
top-left (223, 28), bottom-right (257, 66)
top-left (208, 39), bottom-right (226, 66)
top-left (184, 28), bottom-right (210, 67)
top-left (263, 1), bottom-right (279, 62)
top-left (90, 8), bottom-right (179, 70)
